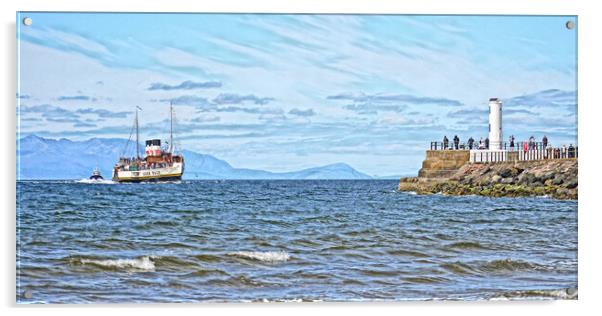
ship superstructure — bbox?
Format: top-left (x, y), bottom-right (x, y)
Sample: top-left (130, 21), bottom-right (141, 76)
top-left (112, 103), bottom-right (184, 182)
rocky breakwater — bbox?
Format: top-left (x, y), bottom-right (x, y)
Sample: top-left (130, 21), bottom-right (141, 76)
top-left (398, 159), bottom-right (577, 200)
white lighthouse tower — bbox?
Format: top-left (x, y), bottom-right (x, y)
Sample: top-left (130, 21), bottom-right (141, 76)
top-left (488, 98), bottom-right (503, 150)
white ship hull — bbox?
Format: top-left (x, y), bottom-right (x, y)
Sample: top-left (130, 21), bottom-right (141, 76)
top-left (112, 162), bottom-right (184, 182)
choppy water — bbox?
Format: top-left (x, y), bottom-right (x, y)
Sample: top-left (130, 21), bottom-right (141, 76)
top-left (16, 180), bottom-right (577, 303)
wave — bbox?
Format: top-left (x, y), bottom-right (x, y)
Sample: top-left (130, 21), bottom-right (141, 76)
top-left (186, 268), bottom-right (229, 277)
top-left (445, 241), bottom-right (490, 250)
top-left (360, 269), bottom-right (399, 277)
top-left (440, 262), bottom-right (477, 275)
top-left (194, 253), bottom-right (223, 262)
top-left (71, 256), bottom-right (155, 271)
top-left (491, 288), bottom-right (577, 300)
top-left (150, 255), bottom-right (199, 269)
top-left (251, 298), bottom-right (323, 303)
top-left (208, 275), bottom-right (273, 288)
top-left (147, 180), bottom-right (182, 184)
top-left (290, 238), bottom-right (321, 247)
top-left (227, 251), bottom-right (290, 263)
top-left (76, 178), bottom-right (116, 184)
top-left (480, 259), bottom-right (547, 273)
top-left (403, 276), bottom-right (448, 284)
top-left (386, 249), bottom-right (430, 258)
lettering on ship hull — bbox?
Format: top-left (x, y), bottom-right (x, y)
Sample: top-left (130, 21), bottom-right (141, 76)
top-left (112, 163), bottom-right (184, 183)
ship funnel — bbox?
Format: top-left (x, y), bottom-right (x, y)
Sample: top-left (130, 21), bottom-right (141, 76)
top-left (145, 139), bottom-right (162, 157)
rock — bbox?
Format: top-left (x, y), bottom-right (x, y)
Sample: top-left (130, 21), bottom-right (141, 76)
top-left (491, 175), bottom-right (502, 183)
top-left (564, 179), bottom-right (578, 189)
top-left (541, 171), bottom-right (555, 181)
top-left (555, 188), bottom-right (569, 199)
top-left (517, 173), bottom-right (534, 185)
top-left (552, 176), bottom-right (564, 185)
top-left (499, 167), bottom-right (512, 178)
top-left (566, 288), bottom-right (578, 299)
top-left (481, 167), bottom-right (492, 175)
top-left (501, 177), bottom-right (514, 184)
top-left (499, 167), bottom-right (521, 178)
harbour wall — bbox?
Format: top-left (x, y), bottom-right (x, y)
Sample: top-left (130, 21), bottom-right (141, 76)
top-left (418, 150), bottom-right (470, 179)
top-left (401, 154), bottom-right (577, 200)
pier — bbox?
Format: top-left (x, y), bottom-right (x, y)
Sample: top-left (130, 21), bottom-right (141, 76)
top-left (429, 141), bottom-right (578, 164)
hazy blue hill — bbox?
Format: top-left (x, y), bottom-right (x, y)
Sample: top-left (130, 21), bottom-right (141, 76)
top-left (279, 163), bottom-right (372, 179)
top-left (17, 135), bottom-right (372, 180)
top-left (18, 135), bottom-right (127, 180)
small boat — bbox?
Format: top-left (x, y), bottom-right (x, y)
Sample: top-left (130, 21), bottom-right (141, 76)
top-left (89, 168), bottom-right (104, 180)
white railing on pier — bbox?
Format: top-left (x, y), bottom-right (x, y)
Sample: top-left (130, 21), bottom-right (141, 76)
top-left (470, 150), bottom-right (508, 163)
top-left (469, 147), bottom-right (578, 164)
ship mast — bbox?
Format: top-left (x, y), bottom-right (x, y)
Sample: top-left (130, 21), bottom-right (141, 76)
top-left (135, 106), bottom-right (141, 160)
top-left (169, 101), bottom-right (174, 154)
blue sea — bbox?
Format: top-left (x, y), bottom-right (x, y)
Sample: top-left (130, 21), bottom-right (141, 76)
top-left (16, 180), bottom-right (578, 303)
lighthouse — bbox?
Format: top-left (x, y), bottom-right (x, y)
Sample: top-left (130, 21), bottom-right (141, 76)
top-left (488, 98), bottom-right (503, 150)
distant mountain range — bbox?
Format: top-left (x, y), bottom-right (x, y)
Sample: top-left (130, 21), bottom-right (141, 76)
top-left (16, 135), bottom-right (373, 180)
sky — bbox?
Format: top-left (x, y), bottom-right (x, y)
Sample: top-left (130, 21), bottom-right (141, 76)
top-left (16, 13), bottom-right (577, 176)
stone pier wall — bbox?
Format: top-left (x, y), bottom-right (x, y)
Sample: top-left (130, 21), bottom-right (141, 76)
top-left (400, 159), bottom-right (578, 199)
top-left (418, 150), bottom-right (470, 179)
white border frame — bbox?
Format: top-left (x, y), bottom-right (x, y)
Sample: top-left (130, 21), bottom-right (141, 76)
top-left (3, 0), bottom-right (600, 315)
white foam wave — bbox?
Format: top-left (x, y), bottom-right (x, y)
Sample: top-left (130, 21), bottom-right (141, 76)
top-left (80, 256), bottom-right (155, 271)
top-left (228, 251), bottom-right (290, 263)
top-left (76, 178), bottom-right (116, 184)
top-left (256, 298), bottom-right (323, 303)
top-left (490, 288), bottom-right (577, 300)
top-left (137, 180), bottom-right (182, 184)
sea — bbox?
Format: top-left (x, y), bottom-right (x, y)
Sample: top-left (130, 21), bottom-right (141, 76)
top-left (16, 180), bottom-right (578, 303)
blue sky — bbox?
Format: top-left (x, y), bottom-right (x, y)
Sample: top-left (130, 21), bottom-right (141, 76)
top-left (17, 13), bottom-right (577, 176)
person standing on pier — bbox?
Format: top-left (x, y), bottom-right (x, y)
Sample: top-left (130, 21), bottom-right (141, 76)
top-left (468, 137), bottom-right (474, 150)
top-left (443, 136), bottom-right (449, 150)
top-left (485, 138), bottom-right (489, 149)
top-left (509, 135), bottom-right (515, 148)
top-left (453, 135), bottom-right (459, 150)
top-left (479, 137), bottom-right (485, 149)
top-left (543, 135), bottom-right (548, 149)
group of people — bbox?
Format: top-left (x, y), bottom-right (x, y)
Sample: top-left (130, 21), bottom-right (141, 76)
top-left (508, 135), bottom-right (547, 151)
top-left (117, 157), bottom-right (171, 172)
top-left (440, 134), bottom-right (576, 157)
top-left (555, 144), bottom-right (577, 158)
top-left (442, 135), bottom-right (488, 150)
